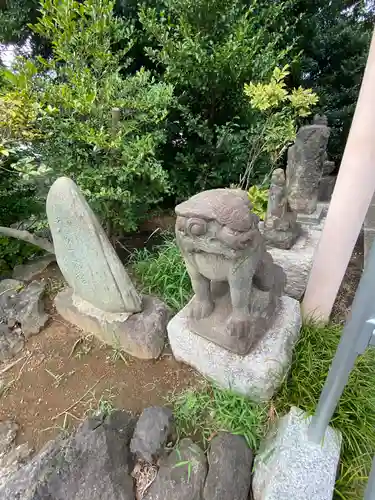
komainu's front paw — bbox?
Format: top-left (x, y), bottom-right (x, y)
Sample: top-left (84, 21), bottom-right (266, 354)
top-left (226, 311), bottom-right (251, 338)
top-left (188, 297), bottom-right (214, 320)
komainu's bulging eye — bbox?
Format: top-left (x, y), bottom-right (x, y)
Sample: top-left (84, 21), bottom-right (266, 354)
top-left (176, 216), bottom-right (186, 233)
top-left (187, 218), bottom-right (207, 236)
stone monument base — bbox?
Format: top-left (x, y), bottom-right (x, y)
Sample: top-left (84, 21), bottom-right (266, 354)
top-left (168, 295), bottom-right (301, 401)
top-left (296, 202), bottom-right (325, 226)
top-left (252, 406), bottom-right (342, 500)
top-left (267, 227), bottom-right (321, 300)
top-left (55, 288), bottom-right (169, 359)
top-left (263, 227), bottom-right (299, 250)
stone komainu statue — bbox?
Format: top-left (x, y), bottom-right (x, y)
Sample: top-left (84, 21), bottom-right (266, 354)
top-left (175, 188), bottom-right (286, 355)
top-left (287, 114), bottom-right (331, 215)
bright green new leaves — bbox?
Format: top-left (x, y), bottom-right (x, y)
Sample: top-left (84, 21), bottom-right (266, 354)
top-left (247, 185), bottom-right (269, 221)
top-left (241, 65), bottom-right (318, 189)
top-left (244, 66), bottom-right (290, 111)
top-left (244, 65), bottom-right (318, 116)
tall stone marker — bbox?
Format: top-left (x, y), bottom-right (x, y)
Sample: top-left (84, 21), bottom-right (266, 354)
top-left (167, 189), bottom-right (302, 401)
top-left (287, 115), bottom-right (330, 216)
top-left (47, 177), bottom-right (168, 359)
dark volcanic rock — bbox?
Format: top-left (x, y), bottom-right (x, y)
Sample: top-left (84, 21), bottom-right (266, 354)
top-left (144, 438), bottom-right (207, 500)
top-left (130, 406), bottom-right (174, 463)
top-left (0, 411), bottom-right (137, 500)
top-left (0, 323), bottom-right (24, 362)
top-left (203, 432), bottom-right (253, 500)
top-left (0, 279), bottom-right (48, 338)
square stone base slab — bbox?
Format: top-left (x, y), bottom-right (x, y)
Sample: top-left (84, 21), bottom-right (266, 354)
top-left (253, 406), bottom-right (342, 500)
top-left (267, 227), bottom-right (321, 300)
top-left (55, 288), bottom-right (169, 359)
top-left (168, 295), bottom-right (301, 402)
top-left (296, 202), bottom-right (325, 225)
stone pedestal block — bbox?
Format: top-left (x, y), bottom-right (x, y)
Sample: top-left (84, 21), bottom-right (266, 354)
top-left (296, 202), bottom-right (325, 226)
top-left (168, 296), bottom-right (301, 402)
top-left (253, 406), bottom-right (341, 500)
top-left (267, 228), bottom-right (322, 300)
top-left (55, 288), bottom-right (169, 359)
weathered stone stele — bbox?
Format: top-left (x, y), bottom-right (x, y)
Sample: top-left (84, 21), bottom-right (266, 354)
top-left (47, 177), bottom-right (168, 360)
top-left (319, 154), bottom-right (336, 202)
top-left (175, 188), bottom-right (286, 355)
top-left (287, 115), bottom-right (330, 215)
top-left (263, 168), bottom-right (300, 249)
top-left (46, 177), bottom-right (141, 314)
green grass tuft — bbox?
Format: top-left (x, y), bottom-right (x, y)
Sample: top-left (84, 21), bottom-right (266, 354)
top-left (275, 322), bottom-right (375, 500)
top-left (131, 238), bottom-right (192, 311)
top-left (169, 383), bottom-right (268, 450)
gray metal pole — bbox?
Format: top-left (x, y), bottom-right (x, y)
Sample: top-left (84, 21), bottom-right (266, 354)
top-left (111, 107), bottom-right (121, 137)
top-left (308, 236), bottom-right (375, 444)
top-left (365, 455), bottom-right (375, 500)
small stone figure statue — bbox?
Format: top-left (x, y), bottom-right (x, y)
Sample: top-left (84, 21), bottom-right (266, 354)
top-left (263, 169), bottom-right (300, 249)
top-left (322, 152), bottom-right (335, 176)
top-left (175, 188), bottom-right (285, 355)
top-left (287, 114), bottom-right (331, 214)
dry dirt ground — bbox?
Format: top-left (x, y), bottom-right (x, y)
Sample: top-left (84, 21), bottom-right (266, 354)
top-left (0, 264), bottom-right (198, 454)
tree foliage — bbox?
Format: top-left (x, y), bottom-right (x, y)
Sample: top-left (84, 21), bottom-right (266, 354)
top-left (140, 0), bottom-right (295, 198)
top-left (1, 0), bottom-right (174, 236)
top-left (0, 0), bottom-right (373, 240)
top-left (288, 0), bottom-right (373, 163)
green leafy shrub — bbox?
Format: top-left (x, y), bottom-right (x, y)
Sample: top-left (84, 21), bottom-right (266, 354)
top-left (1, 0), bottom-right (174, 237)
top-left (140, 0), bottom-right (296, 199)
top-left (248, 185), bottom-right (269, 220)
top-left (0, 236), bottom-right (44, 275)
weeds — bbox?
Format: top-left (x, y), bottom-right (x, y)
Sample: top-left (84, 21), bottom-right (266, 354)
top-left (169, 383), bottom-right (267, 450)
top-left (173, 459), bottom-right (193, 481)
top-left (108, 333), bottom-right (129, 365)
top-left (131, 239), bottom-right (192, 311)
top-left (95, 391), bottom-right (116, 417)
